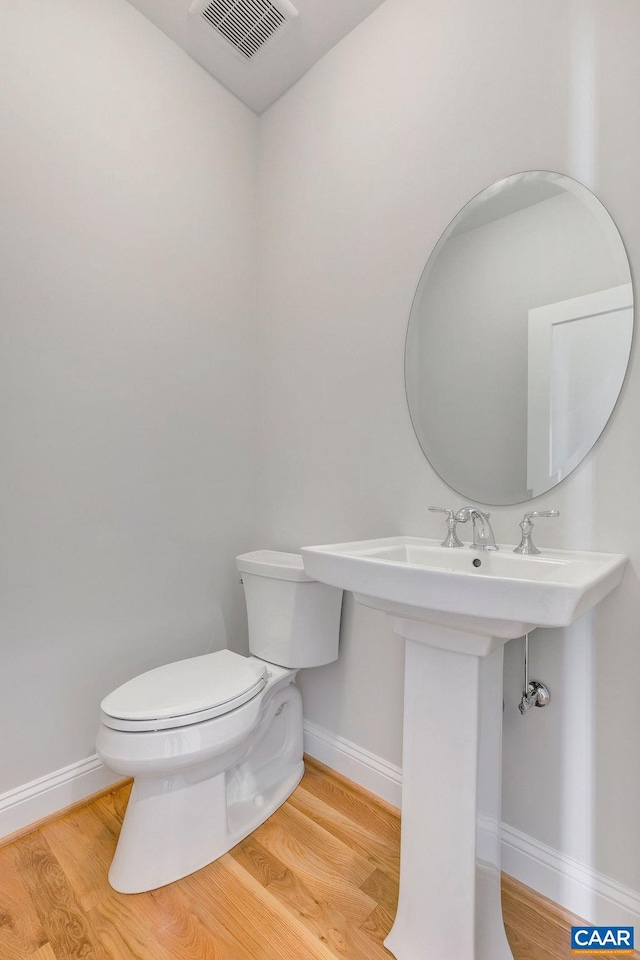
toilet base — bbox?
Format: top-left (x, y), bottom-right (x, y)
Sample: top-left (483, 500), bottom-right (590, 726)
top-left (107, 679), bottom-right (305, 894)
top-left (109, 761), bottom-right (304, 893)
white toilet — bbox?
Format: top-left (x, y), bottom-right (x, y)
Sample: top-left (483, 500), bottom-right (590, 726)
top-left (96, 550), bottom-right (342, 894)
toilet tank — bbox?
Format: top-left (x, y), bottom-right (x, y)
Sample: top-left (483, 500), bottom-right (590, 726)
top-left (236, 551), bottom-right (342, 668)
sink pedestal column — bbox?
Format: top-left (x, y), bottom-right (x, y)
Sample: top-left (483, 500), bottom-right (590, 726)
top-left (384, 621), bottom-right (514, 960)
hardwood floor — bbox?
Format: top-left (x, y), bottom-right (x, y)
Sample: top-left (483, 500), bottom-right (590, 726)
top-left (0, 757), bottom-right (635, 960)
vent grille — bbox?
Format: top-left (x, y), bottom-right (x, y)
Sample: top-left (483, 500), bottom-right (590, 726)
top-left (200, 0), bottom-right (287, 59)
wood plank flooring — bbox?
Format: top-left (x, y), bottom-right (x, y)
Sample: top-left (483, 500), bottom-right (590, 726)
top-left (0, 757), bottom-right (635, 960)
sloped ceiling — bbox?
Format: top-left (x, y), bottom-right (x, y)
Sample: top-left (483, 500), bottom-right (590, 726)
top-left (126, 0), bottom-right (388, 113)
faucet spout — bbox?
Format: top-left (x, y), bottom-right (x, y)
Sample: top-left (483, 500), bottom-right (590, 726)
top-left (455, 506), bottom-right (498, 551)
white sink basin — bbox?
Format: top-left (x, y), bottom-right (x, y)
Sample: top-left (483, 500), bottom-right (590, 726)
top-left (301, 536), bottom-right (627, 641)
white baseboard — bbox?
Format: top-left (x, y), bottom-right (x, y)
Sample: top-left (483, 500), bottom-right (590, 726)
top-left (0, 755), bottom-right (121, 840)
top-left (303, 718), bottom-right (402, 808)
top-left (303, 718), bottom-right (640, 928)
top-left (501, 822), bottom-right (640, 928)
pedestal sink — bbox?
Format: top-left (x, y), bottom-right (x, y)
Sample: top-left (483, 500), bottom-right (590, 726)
top-left (300, 537), bottom-right (627, 960)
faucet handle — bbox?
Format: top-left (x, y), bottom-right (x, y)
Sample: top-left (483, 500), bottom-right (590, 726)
top-left (523, 510), bottom-right (560, 522)
top-left (514, 510), bottom-right (559, 555)
top-left (428, 506), bottom-right (464, 548)
top-left (429, 506), bottom-right (455, 519)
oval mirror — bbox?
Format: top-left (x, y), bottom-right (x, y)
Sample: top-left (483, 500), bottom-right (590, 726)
top-left (405, 171), bottom-right (633, 505)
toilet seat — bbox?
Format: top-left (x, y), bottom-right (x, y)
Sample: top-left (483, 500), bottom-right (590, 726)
top-left (100, 649), bottom-right (267, 732)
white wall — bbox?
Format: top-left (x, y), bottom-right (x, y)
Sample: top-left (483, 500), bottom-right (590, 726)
top-left (256, 0), bottom-right (640, 899)
top-left (0, 0), bottom-right (257, 791)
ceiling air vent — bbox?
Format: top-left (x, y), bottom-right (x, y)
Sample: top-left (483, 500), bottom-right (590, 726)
top-left (192, 0), bottom-right (299, 61)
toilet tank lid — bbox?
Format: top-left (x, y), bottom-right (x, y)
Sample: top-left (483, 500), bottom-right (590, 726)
top-left (236, 550), bottom-right (313, 582)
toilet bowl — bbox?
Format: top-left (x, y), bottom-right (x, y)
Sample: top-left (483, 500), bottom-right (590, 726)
top-left (96, 550), bottom-right (342, 894)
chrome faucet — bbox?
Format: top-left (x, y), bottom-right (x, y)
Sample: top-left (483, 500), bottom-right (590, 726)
top-left (455, 506), bottom-right (498, 551)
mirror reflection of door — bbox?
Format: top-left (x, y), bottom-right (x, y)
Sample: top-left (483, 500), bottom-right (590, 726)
top-left (527, 284), bottom-right (633, 497)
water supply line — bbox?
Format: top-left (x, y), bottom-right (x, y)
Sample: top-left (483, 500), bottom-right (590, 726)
top-left (518, 633), bottom-right (550, 715)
